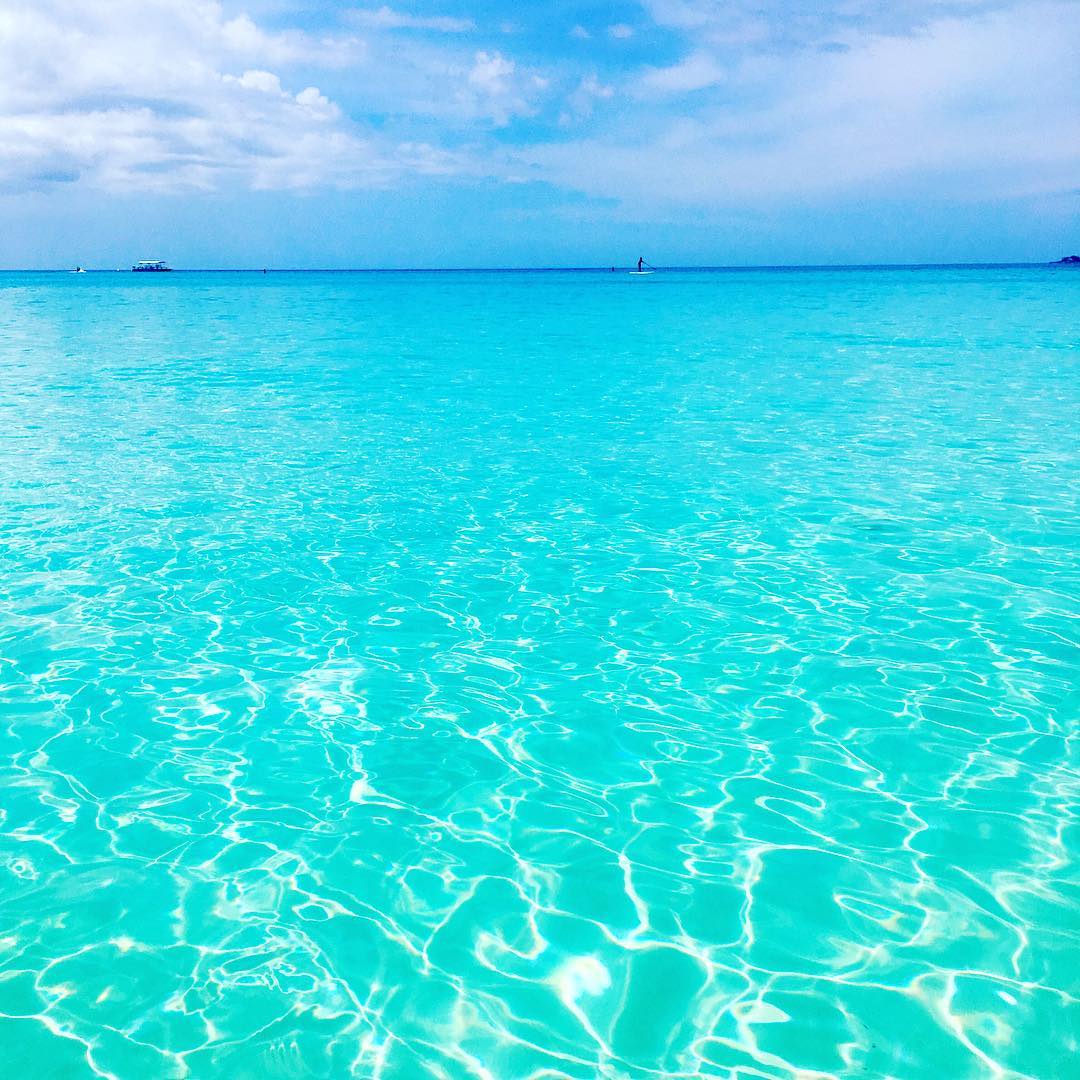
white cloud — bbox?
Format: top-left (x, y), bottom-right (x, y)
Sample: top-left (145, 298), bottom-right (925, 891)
top-left (639, 52), bottom-right (725, 94)
top-left (347, 6), bottom-right (475, 33)
top-left (458, 51), bottom-right (544, 125)
top-left (231, 69), bottom-right (284, 95)
top-left (0, 0), bottom-right (384, 192)
top-left (523, 2), bottom-right (1080, 206)
top-left (468, 51), bottom-right (517, 95)
top-left (295, 87), bottom-right (336, 114)
top-left (0, 0), bottom-right (546, 193)
top-left (638, 0), bottom-right (1016, 49)
top-left (560, 75), bottom-right (616, 125)
top-left (581, 76), bottom-right (614, 100)
top-left (608, 23), bottom-right (635, 39)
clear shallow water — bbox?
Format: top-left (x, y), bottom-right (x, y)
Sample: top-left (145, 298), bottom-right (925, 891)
top-left (0, 266), bottom-right (1077, 1078)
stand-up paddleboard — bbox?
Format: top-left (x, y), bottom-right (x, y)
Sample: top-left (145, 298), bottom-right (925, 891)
top-left (629, 270), bottom-right (654, 275)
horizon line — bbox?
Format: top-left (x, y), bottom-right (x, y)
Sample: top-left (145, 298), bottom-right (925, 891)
top-left (2, 261), bottom-right (1072, 274)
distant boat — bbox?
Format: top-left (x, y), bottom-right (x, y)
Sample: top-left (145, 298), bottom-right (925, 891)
top-left (71, 266), bottom-right (86, 273)
top-left (132, 260), bottom-right (172, 272)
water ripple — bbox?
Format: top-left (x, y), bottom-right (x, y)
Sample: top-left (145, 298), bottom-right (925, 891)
top-left (0, 268), bottom-right (1077, 1078)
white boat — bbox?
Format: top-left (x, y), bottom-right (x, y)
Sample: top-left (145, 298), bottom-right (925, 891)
top-left (132, 260), bottom-right (172, 272)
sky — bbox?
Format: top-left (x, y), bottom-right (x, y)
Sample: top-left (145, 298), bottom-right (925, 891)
top-left (0, 0), bottom-right (1077, 267)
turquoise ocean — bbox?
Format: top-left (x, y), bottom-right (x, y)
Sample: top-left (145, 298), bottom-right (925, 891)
top-left (0, 266), bottom-right (1077, 1078)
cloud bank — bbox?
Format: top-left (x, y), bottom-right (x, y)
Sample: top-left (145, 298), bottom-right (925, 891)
top-left (0, 0), bottom-right (541, 193)
top-left (0, 0), bottom-right (1075, 217)
top-left (531, 0), bottom-right (1079, 209)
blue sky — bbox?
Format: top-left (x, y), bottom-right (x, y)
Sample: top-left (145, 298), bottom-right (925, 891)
top-left (0, 0), bottom-right (1076, 267)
